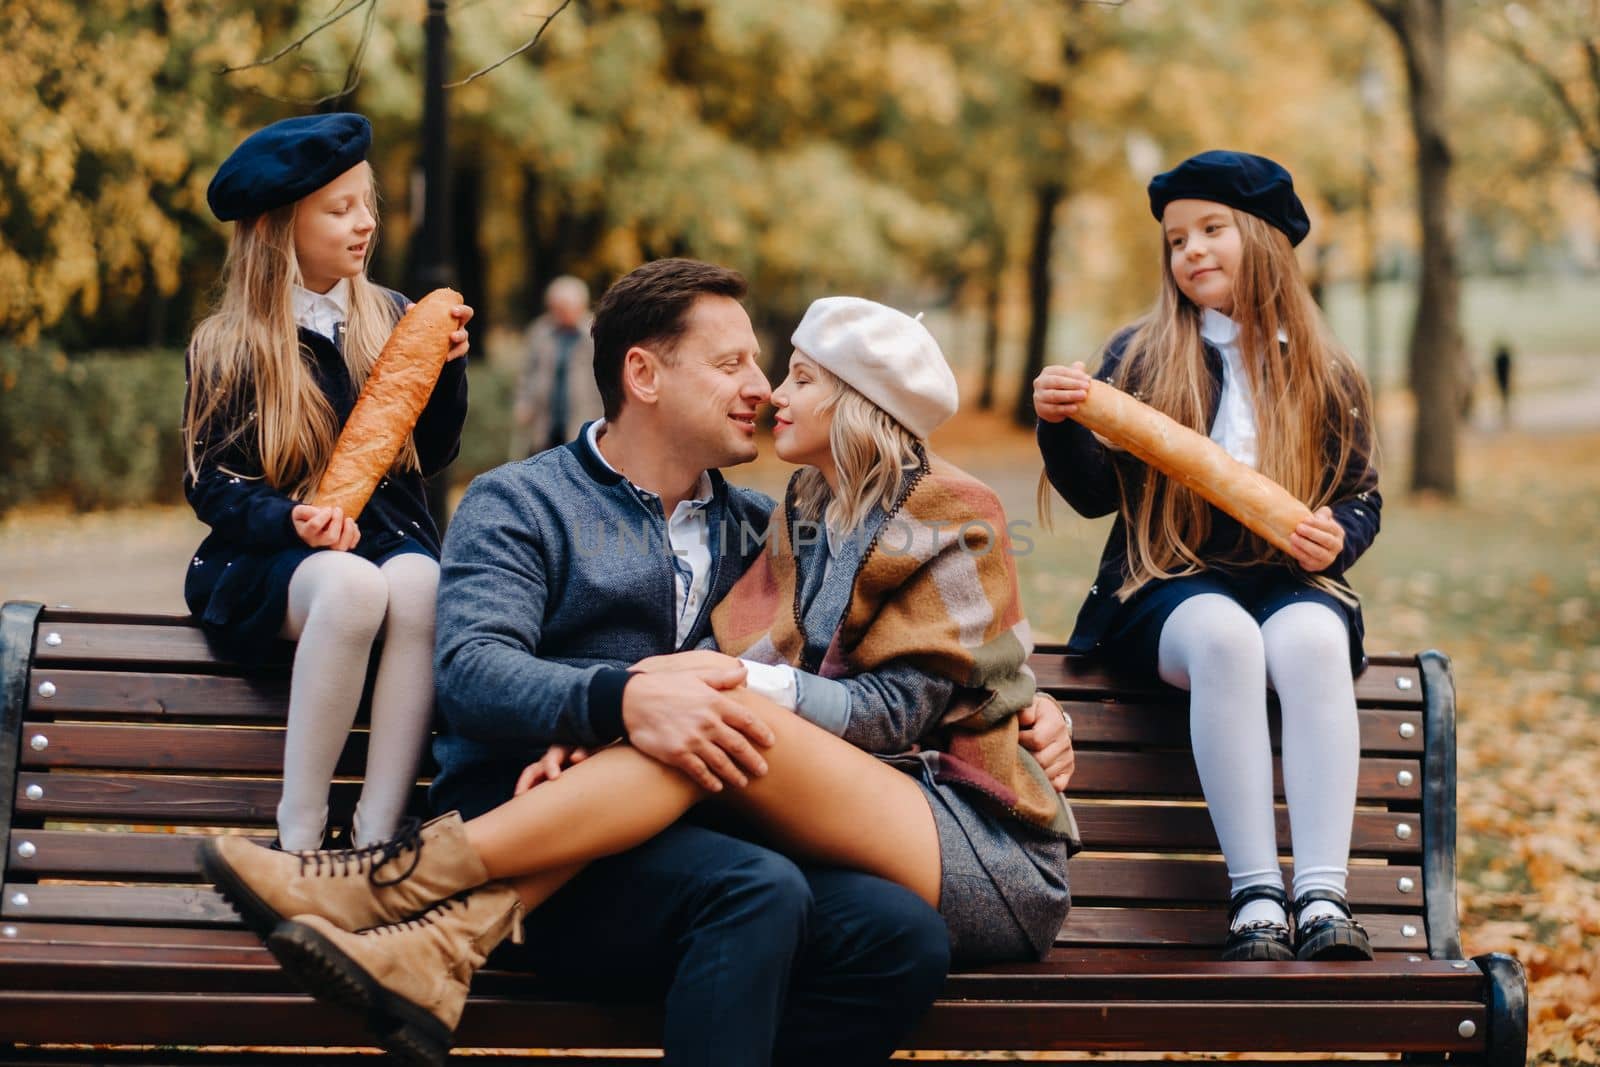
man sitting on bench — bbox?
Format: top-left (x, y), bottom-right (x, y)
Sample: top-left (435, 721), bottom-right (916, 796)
top-left (429, 259), bottom-right (1072, 1063)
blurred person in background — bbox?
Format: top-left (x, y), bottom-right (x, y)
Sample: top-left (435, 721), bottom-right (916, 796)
top-left (511, 275), bottom-right (601, 458)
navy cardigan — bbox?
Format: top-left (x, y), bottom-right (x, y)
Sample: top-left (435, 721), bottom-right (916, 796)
top-left (1036, 328), bottom-right (1381, 658)
top-left (183, 289), bottom-right (468, 650)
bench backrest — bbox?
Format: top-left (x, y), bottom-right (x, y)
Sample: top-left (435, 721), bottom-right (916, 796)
top-left (0, 601), bottom-right (1460, 963)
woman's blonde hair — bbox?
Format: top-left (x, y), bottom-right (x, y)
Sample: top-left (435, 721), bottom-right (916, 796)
top-left (183, 173), bottom-right (412, 501)
top-left (1104, 207), bottom-right (1375, 603)
top-left (790, 366), bottom-right (923, 535)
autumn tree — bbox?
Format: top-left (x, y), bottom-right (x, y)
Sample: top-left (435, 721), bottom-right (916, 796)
top-left (0, 0), bottom-right (292, 345)
top-left (1367, 0), bottom-right (1464, 496)
top-left (1481, 0), bottom-right (1600, 207)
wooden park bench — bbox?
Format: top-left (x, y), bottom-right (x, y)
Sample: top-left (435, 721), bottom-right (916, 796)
top-left (0, 599), bottom-right (1527, 1065)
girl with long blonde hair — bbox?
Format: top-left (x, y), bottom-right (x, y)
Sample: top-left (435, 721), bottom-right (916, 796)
top-left (1034, 151), bottom-right (1380, 963)
top-left (183, 114), bottom-right (472, 851)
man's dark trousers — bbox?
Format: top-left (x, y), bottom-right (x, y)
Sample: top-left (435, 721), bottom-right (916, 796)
top-left (504, 820), bottom-right (950, 1065)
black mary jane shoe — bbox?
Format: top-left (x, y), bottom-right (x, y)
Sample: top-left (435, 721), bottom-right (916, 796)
top-left (1221, 885), bottom-right (1295, 962)
top-left (1292, 889), bottom-right (1374, 961)
top-left (269, 827), bottom-right (343, 853)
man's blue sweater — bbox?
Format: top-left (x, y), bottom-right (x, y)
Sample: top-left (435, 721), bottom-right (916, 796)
top-left (430, 427), bottom-right (775, 818)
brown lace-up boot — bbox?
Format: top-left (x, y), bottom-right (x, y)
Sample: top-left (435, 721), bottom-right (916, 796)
top-left (198, 812), bottom-right (488, 938)
top-left (267, 882), bottom-right (526, 1067)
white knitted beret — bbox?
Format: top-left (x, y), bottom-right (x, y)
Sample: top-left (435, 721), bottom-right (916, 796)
top-left (790, 297), bottom-right (959, 440)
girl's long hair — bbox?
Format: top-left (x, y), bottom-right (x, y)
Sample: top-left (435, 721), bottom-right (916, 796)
top-left (1109, 208), bottom-right (1375, 603)
top-left (790, 368), bottom-right (922, 535)
top-left (183, 175), bottom-right (412, 501)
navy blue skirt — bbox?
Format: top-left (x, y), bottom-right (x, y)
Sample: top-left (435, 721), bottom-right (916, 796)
top-left (185, 537), bottom-right (434, 658)
top-left (1097, 568), bottom-right (1365, 678)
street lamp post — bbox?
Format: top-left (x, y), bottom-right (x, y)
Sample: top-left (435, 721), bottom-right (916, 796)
top-left (410, 0), bottom-right (456, 526)
top-left (411, 0), bottom-right (454, 296)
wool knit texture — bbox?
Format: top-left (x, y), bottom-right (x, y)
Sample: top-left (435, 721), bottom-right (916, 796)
top-left (712, 453), bottom-right (1079, 842)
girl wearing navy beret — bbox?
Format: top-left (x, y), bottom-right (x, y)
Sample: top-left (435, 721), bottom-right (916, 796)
top-left (1033, 150), bottom-right (1381, 962)
top-left (182, 113), bottom-right (473, 852)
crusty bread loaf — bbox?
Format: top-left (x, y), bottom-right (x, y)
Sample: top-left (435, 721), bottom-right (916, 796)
top-left (310, 287), bottom-right (462, 517)
top-left (1070, 377), bottom-right (1312, 554)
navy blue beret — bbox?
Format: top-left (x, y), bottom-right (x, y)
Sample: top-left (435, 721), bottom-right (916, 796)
top-left (1147, 150), bottom-right (1310, 246)
top-left (208, 113), bottom-right (372, 222)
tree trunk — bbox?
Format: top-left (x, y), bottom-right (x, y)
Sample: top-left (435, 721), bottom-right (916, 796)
top-left (978, 257), bottom-right (1003, 411)
top-left (1375, 0), bottom-right (1461, 496)
top-left (1014, 182), bottom-right (1062, 427)
top-left (451, 161), bottom-right (487, 335)
top-left (520, 164), bottom-right (547, 321)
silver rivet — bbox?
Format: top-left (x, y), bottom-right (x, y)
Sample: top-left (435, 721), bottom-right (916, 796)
top-left (1396, 823), bottom-right (1413, 840)
top-left (16, 841), bottom-right (35, 859)
top-left (36, 681), bottom-right (56, 698)
top-left (1398, 876), bottom-right (1416, 893)
top-left (29, 734), bottom-right (47, 751)
top-left (10, 892), bottom-right (28, 907)
top-left (1, 926), bottom-right (15, 938)
top-left (1396, 676), bottom-right (1413, 690)
top-left (1398, 770), bottom-right (1415, 787)
top-left (1399, 722), bottom-right (1416, 739)
top-left (44, 632), bottom-right (62, 647)
top-left (1458, 1020), bottom-right (1477, 1038)
top-left (1403, 923), bottom-right (1418, 937)
top-left (1408, 954), bottom-right (1423, 962)
top-left (1452, 961), bottom-right (1470, 969)
top-left (24, 784), bottom-right (42, 801)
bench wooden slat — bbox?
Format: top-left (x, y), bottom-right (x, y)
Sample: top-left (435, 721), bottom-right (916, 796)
top-left (5, 801), bottom-right (1423, 885)
top-left (14, 751), bottom-right (1417, 825)
top-left (21, 722), bottom-right (355, 774)
top-left (1073, 803), bottom-right (1421, 856)
top-left (25, 671), bottom-right (1425, 756)
top-left (29, 620), bottom-right (1425, 705)
top-left (16, 731), bottom-right (1420, 803)
top-left (0, 988), bottom-right (1485, 1053)
top-left (1060, 908), bottom-right (1430, 952)
top-left (32, 623), bottom-right (280, 673)
top-left (1063, 702), bottom-right (1424, 754)
top-left (0, 884), bottom-right (1431, 954)
top-left (1068, 751), bottom-right (1420, 801)
top-left (1031, 651), bottom-right (1424, 707)
top-left (13, 772), bottom-right (417, 825)
top-left (0, 938), bottom-right (1486, 999)
top-left (2, 828), bottom-right (1423, 908)
top-left (26, 669), bottom-right (291, 721)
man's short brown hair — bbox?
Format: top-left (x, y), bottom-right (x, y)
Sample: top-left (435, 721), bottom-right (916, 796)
top-left (590, 258), bottom-right (748, 419)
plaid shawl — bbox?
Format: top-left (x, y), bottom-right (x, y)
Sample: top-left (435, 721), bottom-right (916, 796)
top-left (712, 452), bottom-right (1080, 844)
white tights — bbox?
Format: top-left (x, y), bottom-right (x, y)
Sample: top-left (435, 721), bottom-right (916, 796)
top-left (276, 550), bottom-right (440, 850)
top-left (1157, 596), bottom-right (1360, 929)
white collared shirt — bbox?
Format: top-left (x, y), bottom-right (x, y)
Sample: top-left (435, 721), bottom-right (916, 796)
top-left (292, 277), bottom-right (352, 344)
top-left (586, 420), bottom-right (714, 647)
top-left (1199, 308), bottom-right (1261, 469)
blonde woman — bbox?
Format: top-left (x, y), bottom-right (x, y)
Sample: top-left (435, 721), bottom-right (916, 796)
top-left (182, 114), bottom-right (472, 851)
top-left (1034, 151), bottom-right (1380, 963)
top-left (202, 296), bottom-right (1077, 1067)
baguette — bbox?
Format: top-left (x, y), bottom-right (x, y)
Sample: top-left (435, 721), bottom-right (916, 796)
top-left (310, 287), bottom-right (463, 517)
top-left (1069, 377), bottom-right (1312, 554)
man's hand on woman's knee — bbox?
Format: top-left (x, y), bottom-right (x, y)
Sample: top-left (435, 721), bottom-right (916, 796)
top-left (1018, 693), bottom-right (1075, 791)
top-left (514, 744), bottom-right (591, 795)
top-left (621, 667), bottom-right (776, 793)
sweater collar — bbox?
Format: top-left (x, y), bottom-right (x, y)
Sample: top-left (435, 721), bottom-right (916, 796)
top-left (571, 419), bottom-right (725, 501)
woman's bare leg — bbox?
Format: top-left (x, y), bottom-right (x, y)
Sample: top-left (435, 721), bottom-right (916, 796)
top-left (507, 865), bottom-right (586, 911)
top-left (462, 691), bottom-right (942, 906)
